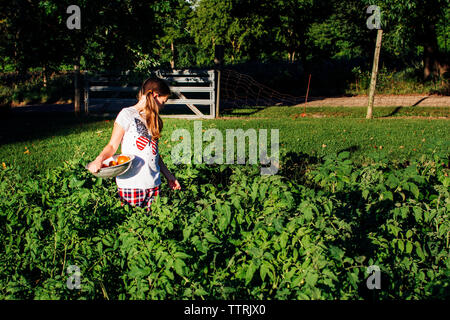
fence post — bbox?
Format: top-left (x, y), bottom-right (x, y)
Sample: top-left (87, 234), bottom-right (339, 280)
top-left (214, 45), bottom-right (224, 119)
top-left (215, 70), bottom-right (221, 118)
top-left (209, 70), bottom-right (216, 119)
top-left (366, 29), bottom-right (383, 119)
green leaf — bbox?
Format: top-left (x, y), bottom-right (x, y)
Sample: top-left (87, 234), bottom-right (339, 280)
top-left (305, 272), bottom-right (318, 287)
top-left (259, 183), bottom-right (269, 201)
top-left (129, 266), bottom-right (151, 278)
top-left (347, 271), bottom-right (359, 289)
top-left (174, 252), bottom-right (191, 259)
top-left (174, 259), bottom-right (185, 277)
top-left (408, 182), bottom-right (420, 199)
top-left (231, 195), bottom-right (242, 210)
top-left (245, 262), bottom-right (257, 285)
top-left (413, 207), bottom-right (423, 222)
top-left (416, 244), bottom-right (425, 260)
top-left (183, 227), bottom-right (192, 241)
top-left (194, 288), bottom-right (208, 297)
top-left (383, 191), bottom-right (393, 201)
top-left (398, 240), bottom-right (405, 252)
top-left (338, 151), bottom-right (350, 160)
top-left (362, 189), bottom-right (370, 200)
top-left (205, 207), bottom-right (214, 223)
top-left (260, 264), bottom-right (269, 282)
top-left (219, 215), bottom-right (229, 232)
top-left (164, 268), bottom-right (175, 280)
top-left (292, 276), bottom-right (303, 287)
top-left (329, 246), bottom-right (345, 260)
top-left (204, 232), bottom-right (221, 244)
top-left (250, 181), bottom-right (259, 202)
top-left (102, 235), bottom-right (114, 247)
top-left (406, 241), bottom-right (413, 254)
top-left (280, 232), bottom-right (288, 249)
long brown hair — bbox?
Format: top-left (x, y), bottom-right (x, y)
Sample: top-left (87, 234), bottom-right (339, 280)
top-left (137, 77), bottom-right (171, 140)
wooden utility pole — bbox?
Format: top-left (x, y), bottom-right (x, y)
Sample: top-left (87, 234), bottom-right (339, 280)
top-left (366, 29), bottom-right (383, 119)
top-left (214, 45), bottom-right (224, 119)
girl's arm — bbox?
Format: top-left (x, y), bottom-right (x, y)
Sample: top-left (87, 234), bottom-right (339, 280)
top-left (159, 155), bottom-right (181, 190)
top-left (87, 122), bottom-right (125, 173)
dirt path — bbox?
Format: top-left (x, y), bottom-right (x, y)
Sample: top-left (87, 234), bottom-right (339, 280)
top-left (300, 95), bottom-right (450, 107)
top-left (9, 94), bottom-right (450, 115)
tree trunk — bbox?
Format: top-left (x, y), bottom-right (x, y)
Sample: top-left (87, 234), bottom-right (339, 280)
top-left (423, 44), bottom-right (440, 80)
top-left (422, 22), bottom-right (443, 80)
top-left (74, 58), bottom-right (81, 115)
top-left (43, 65), bottom-right (47, 88)
top-left (170, 41), bottom-right (175, 69)
top-left (288, 50), bottom-right (296, 63)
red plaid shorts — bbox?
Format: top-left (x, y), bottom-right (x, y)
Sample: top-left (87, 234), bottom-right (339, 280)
top-left (117, 186), bottom-right (160, 211)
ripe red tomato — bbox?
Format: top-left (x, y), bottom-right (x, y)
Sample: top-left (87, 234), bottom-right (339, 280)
top-left (109, 160), bottom-right (118, 167)
top-left (117, 155), bottom-right (130, 165)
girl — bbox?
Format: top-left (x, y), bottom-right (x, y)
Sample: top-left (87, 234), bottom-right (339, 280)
top-left (87, 77), bottom-right (181, 211)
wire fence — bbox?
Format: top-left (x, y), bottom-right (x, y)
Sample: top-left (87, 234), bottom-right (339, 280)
top-left (219, 69), bottom-right (450, 109)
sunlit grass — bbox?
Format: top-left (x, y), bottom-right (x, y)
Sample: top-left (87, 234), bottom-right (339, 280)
top-left (0, 109), bottom-right (448, 177)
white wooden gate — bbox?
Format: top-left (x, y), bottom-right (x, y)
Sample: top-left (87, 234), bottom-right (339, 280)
top-left (84, 69), bottom-right (216, 119)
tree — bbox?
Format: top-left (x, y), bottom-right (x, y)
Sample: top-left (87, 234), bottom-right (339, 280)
top-left (269, 0), bottom-right (327, 65)
top-left (188, 0), bottom-right (272, 65)
top-left (307, 0), bottom-right (375, 61)
top-left (0, 0), bottom-right (172, 73)
top-left (0, 0), bottom-right (73, 76)
top-left (154, 0), bottom-right (195, 69)
top-left (365, 0), bottom-right (450, 80)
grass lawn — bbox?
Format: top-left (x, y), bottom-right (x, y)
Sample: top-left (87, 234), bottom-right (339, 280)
top-left (0, 106), bottom-right (448, 178)
top-left (221, 105), bottom-right (450, 119)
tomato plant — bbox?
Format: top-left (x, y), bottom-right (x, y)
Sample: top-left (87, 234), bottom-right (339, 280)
top-left (0, 151), bottom-right (448, 300)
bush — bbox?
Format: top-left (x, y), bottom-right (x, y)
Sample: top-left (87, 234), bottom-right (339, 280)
top-left (349, 66), bottom-right (450, 95)
top-left (0, 72), bottom-right (73, 106)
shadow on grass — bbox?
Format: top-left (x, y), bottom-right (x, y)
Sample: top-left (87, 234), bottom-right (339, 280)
top-left (380, 106), bottom-right (404, 118)
top-left (338, 145), bottom-right (360, 154)
top-left (0, 110), bottom-right (116, 145)
top-left (0, 101), bottom-right (207, 145)
top-left (218, 97), bottom-right (328, 117)
top-left (278, 151), bottom-right (322, 186)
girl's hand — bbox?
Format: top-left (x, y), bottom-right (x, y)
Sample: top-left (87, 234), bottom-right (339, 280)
top-left (168, 177), bottom-right (181, 190)
top-left (87, 158), bottom-right (103, 173)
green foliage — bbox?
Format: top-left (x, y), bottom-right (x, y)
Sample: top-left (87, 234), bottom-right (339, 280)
top-left (349, 66), bottom-right (449, 95)
top-left (2, 0), bottom-right (448, 100)
top-left (0, 72), bottom-right (73, 105)
top-left (0, 0), bottom-right (176, 72)
top-left (0, 150), bottom-right (448, 300)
